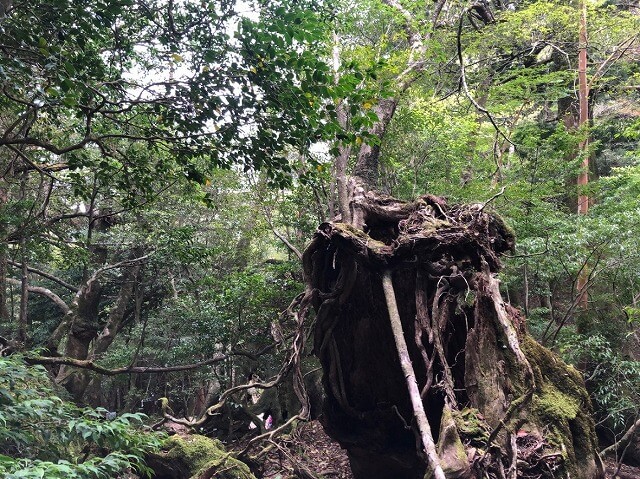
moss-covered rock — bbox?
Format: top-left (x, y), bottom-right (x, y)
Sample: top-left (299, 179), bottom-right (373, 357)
top-left (146, 434), bottom-right (256, 479)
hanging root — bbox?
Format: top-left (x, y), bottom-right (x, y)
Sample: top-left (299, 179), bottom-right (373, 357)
top-left (482, 259), bottom-right (534, 388)
top-left (382, 270), bottom-right (446, 479)
top-left (430, 279), bottom-right (458, 407)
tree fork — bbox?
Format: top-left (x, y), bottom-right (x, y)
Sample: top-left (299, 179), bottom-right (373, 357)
top-left (381, 270), bottom-right (446, 479)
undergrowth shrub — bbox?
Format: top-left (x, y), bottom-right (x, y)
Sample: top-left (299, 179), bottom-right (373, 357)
top-left (0, 355), bottom-right (163, 478)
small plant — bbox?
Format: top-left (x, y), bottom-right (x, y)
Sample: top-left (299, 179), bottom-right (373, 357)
top-left (0, 355), bottom-right (163, 478)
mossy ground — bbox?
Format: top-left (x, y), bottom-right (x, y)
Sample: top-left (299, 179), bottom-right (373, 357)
top-left (149, 434), bottom-right (256, 479)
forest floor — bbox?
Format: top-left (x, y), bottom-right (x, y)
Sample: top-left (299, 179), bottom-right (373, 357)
top-left (241, 420), bottom-right (353, 479)
top-left (603, 457), bottom-right (640, 479)
top-left (231, 421), bottom-right (640, 479)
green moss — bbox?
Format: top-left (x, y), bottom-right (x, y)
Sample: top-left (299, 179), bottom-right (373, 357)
top-left (436, 406), bottom-right (471, 478)
top-left (334, 223), bottom-right (389, 252)
top-left (519, 335), bottom-right (601, 478)
top-left (158, 435), bottom-right (256, 479)
top-left (533, 386), bottom-right (579, 421)
top-left (452, 408), bottom-right (490, 446)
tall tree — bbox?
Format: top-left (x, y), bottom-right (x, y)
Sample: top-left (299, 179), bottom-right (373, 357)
top-left (0, 0), bottom-right (353, 406)
top-left (576, 0), bottom-right (590, 310)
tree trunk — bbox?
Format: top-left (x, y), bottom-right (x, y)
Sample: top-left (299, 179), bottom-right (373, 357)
top-left (576, 0), bottom-right (590, 312)
top-left (56, 279), bottom-right (103, 400)
top-left (304, 193), bottom-right (604, 479)
top-left (17, 235), bottom-right (28, 343)
top-left (84, 263), bottom-right (141, 405)
top-left (0, 183), bottom-right (9, 323)
top-left (352, 99), bottom-right (398, 190)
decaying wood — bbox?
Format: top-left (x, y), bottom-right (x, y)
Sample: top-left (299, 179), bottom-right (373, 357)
top-left (304, 192), bottom-right (603, 479)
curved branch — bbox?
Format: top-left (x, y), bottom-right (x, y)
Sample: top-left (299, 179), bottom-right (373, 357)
top-left (457, 12), bottom-right (514, 147)
top-left (0, 136), bottom-right (91, 155)
top-left (27, 352), bottom-right (228, 375)
top-left (6, 278), bottom-right (70, 314)
top-left (270, 227), bottom-right (302, 261)
top-left (600, 418), bottom-right (640, 458)
top-left (29, 338), bottom-right (282, 376)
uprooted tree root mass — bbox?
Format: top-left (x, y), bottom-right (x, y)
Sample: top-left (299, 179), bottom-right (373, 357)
top-left (300, 193), bottom-right (604, 479)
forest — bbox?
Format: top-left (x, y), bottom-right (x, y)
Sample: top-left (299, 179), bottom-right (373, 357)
top-left (0, 0), bottom-right (639, 478)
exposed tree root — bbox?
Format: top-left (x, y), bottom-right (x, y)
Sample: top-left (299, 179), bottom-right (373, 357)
top-left (382, 270), bottom-right (446, 479)
top-left (304, 193), bottom-right (603, 479)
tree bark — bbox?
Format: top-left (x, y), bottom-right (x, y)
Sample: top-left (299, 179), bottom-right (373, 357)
top-left (56, 278), bottom-right (103, 400)
top-left (352, 99), bottom-right (398, 190)
top-left (305, 193), bottom-right (603, 479)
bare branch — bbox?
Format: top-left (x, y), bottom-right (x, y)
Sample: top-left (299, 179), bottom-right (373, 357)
top-left (6, 144), bottom-right (60, 181)
top-left (589, 35), bottom-right (639, 90)
top-left (6, 278), bottom-right (70, 314)
top-left (86, 254), bottom-right (152, 286)
top-left (7, 260), bottom-right (77, 291)
top-left (0, 136), bottom-right (91, 155)
top-left (601, 418), bottom-right (640, 458)
top-left (479, 186), bottom-right (506, 212)
top-left (457, 12), bottom-right (515, 147)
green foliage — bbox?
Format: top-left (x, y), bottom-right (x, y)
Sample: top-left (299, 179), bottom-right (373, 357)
top-left (1, 0), bottom-right (639, 461)
top-left (382, 98), bottom-right (481, 199)
top-left (0, 0), bottom-right (367, 189)
top-left (0, 356), bottom-right (163, 478)
top-left (560, 335), bottom-right (640, 429)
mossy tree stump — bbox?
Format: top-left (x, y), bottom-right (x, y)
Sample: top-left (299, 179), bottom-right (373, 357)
top-left (303, 193), bottom-right (604, 479)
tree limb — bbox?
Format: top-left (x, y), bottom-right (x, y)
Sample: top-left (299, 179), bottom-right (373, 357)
top-left (258, 193), bottom-right (303, 260)
top-left (457, 12), bottom-right (514, 147)
top-left (27, 352), bottom-right (228, 375)
top-left (270, 228), bottom-right (302, 261)
top-left (7, 260), bottom-right (77, 291)
top-left (600, 418), bottom-right (640, 458)
top-left (83, 254), bottom-right (153, 290)
top-left (6, 278), bottom-right (70, 314)
top-left (589, 35), bottom-right (638, 90)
